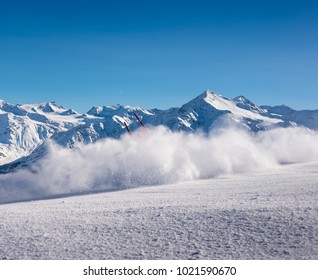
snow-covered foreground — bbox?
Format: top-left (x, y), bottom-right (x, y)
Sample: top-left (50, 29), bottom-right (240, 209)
top-left (1, 160), bottom-right (318, 260)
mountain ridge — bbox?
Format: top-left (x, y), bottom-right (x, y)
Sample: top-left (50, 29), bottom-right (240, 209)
top-left (0, 90), bottom-right (317, 171)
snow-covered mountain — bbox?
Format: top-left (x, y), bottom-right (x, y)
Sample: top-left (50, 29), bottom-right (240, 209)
top-left (48, 90), bottom-right (301, 149)
top-left (0, 100), bottom-right (99, 165)
top-left (261, 104), bottom-right (318, 130)
top-left (0, 90), bottom-right (317, 172)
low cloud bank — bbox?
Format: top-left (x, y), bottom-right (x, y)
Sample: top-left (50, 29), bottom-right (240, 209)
top-left (1, 126), bottom-right (318, 204)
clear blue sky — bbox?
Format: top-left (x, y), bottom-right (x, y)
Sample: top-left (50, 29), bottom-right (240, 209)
top-left (0, 0), bottom-right (317, 112)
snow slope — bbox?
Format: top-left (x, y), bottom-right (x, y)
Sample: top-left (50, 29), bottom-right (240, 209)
top-left (262, 104), bottom-right (318, 130)
top-left (0, 100), bottom-right (95, 165)
top-left (0, 160), bottom-right (317, 260)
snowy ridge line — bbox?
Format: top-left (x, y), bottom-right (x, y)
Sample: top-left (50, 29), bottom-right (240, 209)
top-left (1, 89), bottom-right (318, 169)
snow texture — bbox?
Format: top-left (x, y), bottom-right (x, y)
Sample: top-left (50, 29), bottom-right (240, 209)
top-left (0, 160), bottom-right (317, 259)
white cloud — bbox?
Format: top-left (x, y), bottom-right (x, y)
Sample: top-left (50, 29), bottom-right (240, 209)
top-left (1, 126), bottom-right (318, 204)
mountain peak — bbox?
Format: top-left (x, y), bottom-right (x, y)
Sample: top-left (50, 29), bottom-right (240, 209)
top-left (261, 104), bottom-right (295, 115)
top-left (38, 102), bottom-right (65, 113)
top-left (60, 109), bottom-right (78, 116)
top-left (234, 95), bottom-right (251, 103)
top-left (87, 105), bottom-right (125, 117)
top-left (233, 95), bottom-right (266, 114)
top-left (87, 104), bottom-right (153, 118)
top-left (184, 89), bottom-right (221, 106)
top-left (0, 100), bottom-right (8, 111)
top-left (233, 95), bottom-right (256, 108)
top-left (202, 89), bottom-right (219, 98)
top-left (204, 89), bottom-right (214, 95)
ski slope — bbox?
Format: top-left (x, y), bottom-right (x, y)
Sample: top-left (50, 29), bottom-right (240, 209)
top-left (1, 160), bottom-right (317, 260)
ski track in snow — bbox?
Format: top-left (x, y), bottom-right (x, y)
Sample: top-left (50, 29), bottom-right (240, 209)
top-left (0, 160), bottom-right (318, 260)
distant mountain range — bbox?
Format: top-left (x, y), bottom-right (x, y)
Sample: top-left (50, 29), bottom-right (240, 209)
top-left (0, 90), bottom-right (317, 173)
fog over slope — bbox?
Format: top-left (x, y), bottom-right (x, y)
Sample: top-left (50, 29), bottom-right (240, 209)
top-left (1, 125), bottom-right (318, 204)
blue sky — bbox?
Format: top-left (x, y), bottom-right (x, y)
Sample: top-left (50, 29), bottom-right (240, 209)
top-left (0, 0), bottom-right (317, 112)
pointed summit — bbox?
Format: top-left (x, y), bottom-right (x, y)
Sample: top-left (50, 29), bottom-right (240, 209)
top-left (233, 95), bottom-right (252, 103)
top-left (234, 95), bottom-right (256, 108)
top-left (38, 102), bottom-right (65, 113)
top-left (182, 89), bottom-right (223, 109)
top-left (60, 109), bottom-right (78, 116)
top-left (0, 100), bottom-right (9, 111)
top-left (199, 89), bottom-right (219, 99)
top-left (0, 99), bottom-right (7, 105)
top-left (233, 95), bottom-right (266, 114)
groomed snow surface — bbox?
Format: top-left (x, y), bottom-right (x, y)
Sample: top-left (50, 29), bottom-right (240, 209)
top-left (1, 160), bottom-right (318, 260)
